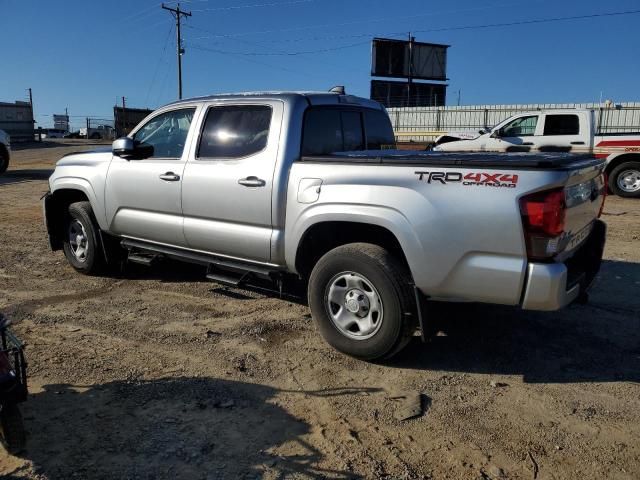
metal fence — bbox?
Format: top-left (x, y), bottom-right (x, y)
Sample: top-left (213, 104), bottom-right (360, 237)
top-left (388, 102), bottom-right (640, 143)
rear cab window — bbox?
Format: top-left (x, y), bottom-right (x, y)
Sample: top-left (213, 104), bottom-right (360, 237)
top-left (543, 114), bottom-right (580, 135)
top-left (301, 107), bottom-right (394, 156)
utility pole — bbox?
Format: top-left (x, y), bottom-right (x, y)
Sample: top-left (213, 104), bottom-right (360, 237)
top-left (27, 88), bottom-right (38, 139)
top-left (162, 3), bottom-right (192, 100)
top-left (122, 96), bottom-right (127, 135)
top-left (407, 33), bottom-right (414, 108)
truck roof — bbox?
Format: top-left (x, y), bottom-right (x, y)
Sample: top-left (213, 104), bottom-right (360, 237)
top-left (166, 91), bottom-right (385, 110)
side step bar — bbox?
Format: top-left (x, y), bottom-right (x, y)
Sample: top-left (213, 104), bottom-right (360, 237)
top-left (121, 238), bottom-right (280, 283)
top-left (127, 253), bottom-right (160, 267)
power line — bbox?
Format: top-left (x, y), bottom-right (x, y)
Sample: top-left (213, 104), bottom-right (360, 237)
top-left (184, 8), bottom-right (640, 57)
top-left (146, 23), bottom-right (175, 106)
top-left (413, 9), bottom-right (640, 35)
top-left (186, 6), bottom-right (640, 43)
top-left (191, 0), bottom-right (316, 13)
top-left (186, 40), bottom-right (369, 56)
top-left (187, 44), bottom-right (315, 78)
top-left (184, 0), bottom-right (552, 40)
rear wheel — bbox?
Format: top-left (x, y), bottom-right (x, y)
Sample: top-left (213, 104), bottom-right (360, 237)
top-left (62, 201), bottom-right (106, 274)
top-left (308, 243), bottom-right (416, 360)
top-left (609, 161), bottom-right (640, 198)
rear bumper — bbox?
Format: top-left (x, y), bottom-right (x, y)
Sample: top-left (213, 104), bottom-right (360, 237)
top-left (521, 220), bottom-right (606, 311)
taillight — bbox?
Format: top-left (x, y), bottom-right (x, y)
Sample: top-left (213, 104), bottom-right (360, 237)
top-left (520, 188), bottom-right (566, 260)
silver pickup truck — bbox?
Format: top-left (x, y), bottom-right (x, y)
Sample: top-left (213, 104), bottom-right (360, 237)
top-left (43, 91), bottom-right (607, 360)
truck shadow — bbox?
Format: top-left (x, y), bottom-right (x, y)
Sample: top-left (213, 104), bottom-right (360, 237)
top-left (392, 259), bottom-right (640, 384)
top-left (0, 169), bottom-right (53, 186)
top-left (6, 378), bottom-right (359, 479)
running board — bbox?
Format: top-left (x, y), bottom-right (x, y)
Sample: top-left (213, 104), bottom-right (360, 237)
top-left (120, 238), bottom-right (279, 280)
top-left (127, 253), bottom-right (161, 266)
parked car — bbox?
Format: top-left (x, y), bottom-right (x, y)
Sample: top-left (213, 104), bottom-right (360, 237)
top-left (64, 131), bottom-right (82, 139)
top-left (434, 109), bottom-right (640, 198)
top-left (40, 129), bottom-right (66, 139)
top-left (79, 125), bottom-right (114, 140)
top-left (0, 129), bottom-right (10, 174)
top-left (43, 91), bottom-right (607, 360)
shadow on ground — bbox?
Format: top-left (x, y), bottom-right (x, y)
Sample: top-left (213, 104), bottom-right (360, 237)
top-left (3, 378), bottom-right (361, 479)
top-left (0, 169), bottom-right (53, 186)
top-left (391, 260), bottom-right (640, 384)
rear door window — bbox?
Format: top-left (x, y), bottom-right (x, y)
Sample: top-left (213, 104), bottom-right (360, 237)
top-left (301, 109), bottom-right (344, 155)
top-left (197, 105), bottom-right (272, 159)
top-left (544, 114), bottom-right (580, 135)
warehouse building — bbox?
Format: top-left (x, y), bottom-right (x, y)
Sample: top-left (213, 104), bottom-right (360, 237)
top-left (0, 100), bottom-right (35, 141)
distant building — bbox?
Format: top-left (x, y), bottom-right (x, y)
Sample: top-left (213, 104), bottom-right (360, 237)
top-left (0, 101), bottom-right (35, 141)
top-left (53, 114), bottom-right (70, 132)
top-left (113, 106), bottom-right (153, 137)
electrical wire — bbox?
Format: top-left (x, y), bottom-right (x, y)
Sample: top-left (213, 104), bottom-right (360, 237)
top-left (186, 7), bottom-right (640, 43)
top-left (146, 24), bottom-right (175, 106)
top-left (186, 40), bottom-right (369, 56)
top-left (190, 0), bottom-right (317, 13)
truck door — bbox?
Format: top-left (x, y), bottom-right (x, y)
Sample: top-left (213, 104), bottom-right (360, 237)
top-left (536, 113), bottom-right (587, 152)
top-left (104, 107), bottom-right (198, 246)
top-left (181, 101), bottom-right (283, 263)
top-left (486, 114), bottom-right (540, 152)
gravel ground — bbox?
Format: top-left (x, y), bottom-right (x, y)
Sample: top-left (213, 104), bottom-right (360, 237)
top-left (0, 140), bottom-right (638, 479)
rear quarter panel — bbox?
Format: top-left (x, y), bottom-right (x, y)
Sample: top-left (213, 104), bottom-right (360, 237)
top-left (286, 162), bottom-right (572, 305)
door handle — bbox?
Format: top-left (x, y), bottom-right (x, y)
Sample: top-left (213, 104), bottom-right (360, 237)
top-left (522, 142), bottom-right (534, 145)
top-left (159, 172), bottom-right (180, 182)
top-left (238, 176), bottom-right (266, 187)
top-left (571, 141), bottom-right (585, 145)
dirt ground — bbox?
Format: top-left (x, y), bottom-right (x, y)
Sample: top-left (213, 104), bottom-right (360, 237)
top-left (0, 140), bottom-right (638, 480)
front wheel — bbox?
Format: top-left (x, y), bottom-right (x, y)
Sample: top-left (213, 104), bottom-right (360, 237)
top-left (62, 201), bottom-right (105, 274)
top-left (608, 161), bottom-right (640, 198)
top-left (308, 243), bottom-right (416, 360)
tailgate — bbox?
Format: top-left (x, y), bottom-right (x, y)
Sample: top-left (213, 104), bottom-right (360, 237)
top-left (558, 165), bottom-right (606, 258)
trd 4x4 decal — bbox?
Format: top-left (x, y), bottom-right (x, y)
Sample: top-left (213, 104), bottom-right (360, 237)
top-left (415, 171), bottom-right (519, 188)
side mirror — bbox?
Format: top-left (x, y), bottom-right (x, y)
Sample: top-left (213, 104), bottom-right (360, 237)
top-left (478, 129), bottom-right (485, 135)
top-left (112, 137), bottom-right (152, 160)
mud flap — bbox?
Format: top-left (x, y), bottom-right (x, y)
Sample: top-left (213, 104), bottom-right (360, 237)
top-left (42, 192), bottom-right (63, 250)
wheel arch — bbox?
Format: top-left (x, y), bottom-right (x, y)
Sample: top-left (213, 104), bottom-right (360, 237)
top-left (44, 188), bottom-right (92, 250)
top-left (290, 211), bottom-right (422, 283)
top-left (605, 153), bottom-right (640, 175)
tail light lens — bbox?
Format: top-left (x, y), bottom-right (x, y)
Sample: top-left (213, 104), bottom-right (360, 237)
top-left (520, 188), bottom-right (566, 260)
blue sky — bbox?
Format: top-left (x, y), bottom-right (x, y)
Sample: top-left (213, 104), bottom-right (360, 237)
top-left (1, 0), bottom-right (639, 129)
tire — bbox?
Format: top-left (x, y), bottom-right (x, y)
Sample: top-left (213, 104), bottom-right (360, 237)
top-left (308, 243), bottom-right (416, 360)
top-left (608, 161), bottom-right (640, 198)
top-left (0, 149), bottom-right (8, 175)
top-left (1, 404), bottom-right (26, 454)
top-left (62, 201), bottom-right (105, 274)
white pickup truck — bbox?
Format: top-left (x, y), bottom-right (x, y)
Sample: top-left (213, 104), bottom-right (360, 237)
top-left (44, 91), bottom-right (607, 360)
top-left (434, 109), bottom-right (640, 198)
